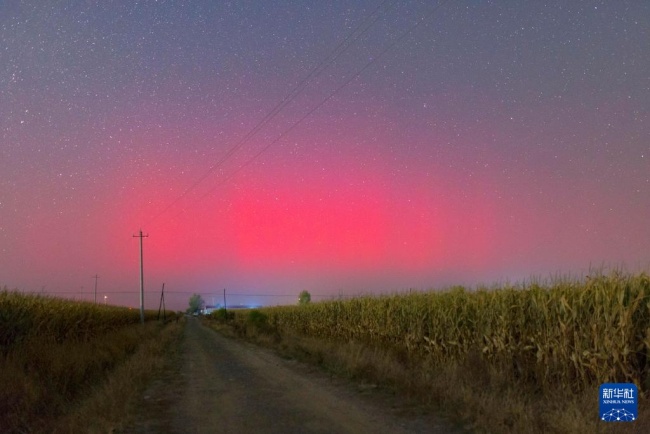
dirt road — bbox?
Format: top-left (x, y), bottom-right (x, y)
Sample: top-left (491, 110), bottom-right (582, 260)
top-left (121, 318), bottom-right (463, 434)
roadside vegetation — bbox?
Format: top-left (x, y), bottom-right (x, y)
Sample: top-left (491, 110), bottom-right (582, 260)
top-left (205, 270), bottom-right (650, 434)
top-left (0, 289), bottom-right (184, 433)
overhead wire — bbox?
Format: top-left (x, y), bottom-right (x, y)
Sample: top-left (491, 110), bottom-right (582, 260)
top-left (190, 0), bottom-right (452, 204)
top-left (144, 0), bottom-right (398, 228)
top-left (27, 290), bottom-right (352, 299)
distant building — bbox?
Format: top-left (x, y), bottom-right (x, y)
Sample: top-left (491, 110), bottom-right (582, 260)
top-left (202, 305), bottom-right (220, 315)
top-left (200, 304), bottom-right (262, 315)
top-left (226, 304), bottom-right (262, 310)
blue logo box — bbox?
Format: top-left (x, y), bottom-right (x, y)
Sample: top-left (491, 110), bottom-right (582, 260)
top-left (599, 383), bottom-right (638, 422)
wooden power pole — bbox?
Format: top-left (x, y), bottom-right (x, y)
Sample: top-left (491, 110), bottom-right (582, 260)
top-left (92, 274), bottom-right (99, 304)
top-left (133, 229), bottom-right (149, 324)
top-left (158, 283), bottom-right (166, 321)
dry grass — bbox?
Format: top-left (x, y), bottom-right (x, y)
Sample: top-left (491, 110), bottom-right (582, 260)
top-left (206, 270), bottom-right (650, 434)
top-left (55, 319), bottom-right (185, 433)
top-left (0, 290), bottom-right (182, 433)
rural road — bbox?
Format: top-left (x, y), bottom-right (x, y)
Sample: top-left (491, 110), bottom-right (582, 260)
top-left (121, 317), bottom-right (463, 434)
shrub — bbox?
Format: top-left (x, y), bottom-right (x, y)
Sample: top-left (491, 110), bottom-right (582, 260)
top-left (210, 308), bottom-right (234, 323)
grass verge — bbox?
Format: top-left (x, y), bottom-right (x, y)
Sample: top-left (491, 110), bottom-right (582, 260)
top-left (1, 317), bottom-right (184, 433)
top-left (55, 318), bottom-right (185, 433)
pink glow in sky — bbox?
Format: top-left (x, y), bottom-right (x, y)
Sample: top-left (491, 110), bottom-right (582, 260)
top-left (1, 1), bottom-right (649, 310)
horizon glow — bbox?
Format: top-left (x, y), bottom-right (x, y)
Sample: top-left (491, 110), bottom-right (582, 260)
top-left (1, 1), bottom-right (649, 310)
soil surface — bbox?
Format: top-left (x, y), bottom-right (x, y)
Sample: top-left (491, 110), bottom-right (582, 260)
top-left (120, 317), bottom-right (465, 434)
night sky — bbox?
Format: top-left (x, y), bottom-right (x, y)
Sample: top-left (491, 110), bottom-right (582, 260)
top-left (1, 1), bottom-right (649, 310)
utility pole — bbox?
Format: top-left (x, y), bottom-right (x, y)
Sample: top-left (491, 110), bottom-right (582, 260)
top-left (223, 288), bottom-right (227, 314)
top-left (158, 283), bottom-right (166, 321)
top-left (133, 229), bottom-right (149, 324)
top-left (92, 274), bottom-right (99, 304)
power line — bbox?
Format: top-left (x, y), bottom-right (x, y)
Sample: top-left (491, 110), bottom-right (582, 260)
top-left (18, 290), bottom-right (357, 298)
top-left (143, 0), bottom-right (398, 228)
top-left (190, 0), bottom-right (452, 205)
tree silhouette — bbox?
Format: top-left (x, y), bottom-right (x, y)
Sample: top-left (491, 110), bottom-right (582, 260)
top-left (298, 290), bottom-right (311, 305)
top-left (187, 293), bottom-right (205, 314)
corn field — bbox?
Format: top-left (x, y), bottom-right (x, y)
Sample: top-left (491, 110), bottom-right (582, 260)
top-left (235, 271), bottom-right (650, 393)
top-left (0, 289), bottom-right (162, 353)
top-left (0, 289), bottom-right (176, 432)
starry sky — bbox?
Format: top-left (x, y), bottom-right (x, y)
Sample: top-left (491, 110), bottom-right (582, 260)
top-left (1, 0), bottom-right (648, 310)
